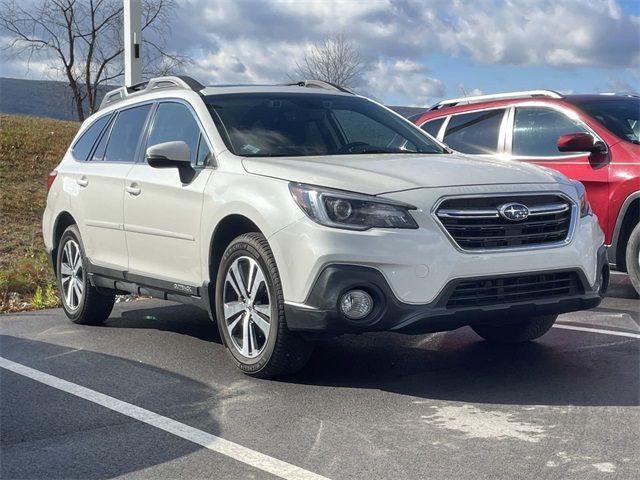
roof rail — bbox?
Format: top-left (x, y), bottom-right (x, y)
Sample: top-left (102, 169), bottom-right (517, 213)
top-left (429, 89), bottom-right (564, 110)
top-left (99, 76), bottom-right (205, 110)
top-left (283, 79), bottom-right (354, 94)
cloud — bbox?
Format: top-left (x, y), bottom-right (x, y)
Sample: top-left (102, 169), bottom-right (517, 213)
top-left (438, 0), bottom-right (640, 69)
top-left (363, 59), bottom-right (445, 106)
top-left (170, 0), bottom-right (638, 104)
top-left (456, 84), bottom-right (483, 97)
top-left (2, 0), bottom-right (638, 105)
top-left (602, 77), bottom-right (638, 93)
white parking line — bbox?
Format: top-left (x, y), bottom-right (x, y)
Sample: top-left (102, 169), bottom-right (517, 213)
top-left (0, 357), bottom-right (330, 480)
top-left (553, 324), bottom-right (640, 339)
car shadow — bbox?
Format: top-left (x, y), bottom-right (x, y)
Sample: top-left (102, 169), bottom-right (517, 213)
top-left (607, 273), bottom-right (640, 300)
top-left (0, 334), bottom-right (223, 479)
top-left (291, 327), bottom-right (639, 407)
top-left (109, 301), bottom-right (222, 343)
top-left (91, 299), bottom-right (639, 408)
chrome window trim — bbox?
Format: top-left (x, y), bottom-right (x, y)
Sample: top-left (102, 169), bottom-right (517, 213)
top-left (430, 191), bottom-right (578, 254)
top-left (78, 101), bottom-right (155, 164)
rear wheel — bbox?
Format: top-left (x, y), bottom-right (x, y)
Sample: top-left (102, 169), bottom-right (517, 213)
top-left (57, 225), bottom-right (115, 325)
top-left (215, 233), bottom-right (312, 378)
top-left (625, 223), bottom-right (640, 296)
top-left (471, 314), bottom-right (557, 343)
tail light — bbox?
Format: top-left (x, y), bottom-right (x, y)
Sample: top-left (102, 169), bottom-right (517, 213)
top-left (47, 170), bottom-right (58, 192)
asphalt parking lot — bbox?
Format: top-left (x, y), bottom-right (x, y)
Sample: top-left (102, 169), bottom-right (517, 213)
top-left (1, 273), bottom-right (638, 480)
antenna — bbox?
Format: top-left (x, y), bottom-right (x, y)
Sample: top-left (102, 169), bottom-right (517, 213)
top-left (124, 0), bottom-right (142, 87)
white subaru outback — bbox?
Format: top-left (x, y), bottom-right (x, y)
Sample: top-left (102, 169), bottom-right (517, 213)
top-left (43, 76), bottom-right (609, 378)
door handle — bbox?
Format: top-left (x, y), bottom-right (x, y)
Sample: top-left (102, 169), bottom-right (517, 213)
top-left (125, 183), bottom-right (141, 196)
top-left (76, 176), bottom-right (89, 187)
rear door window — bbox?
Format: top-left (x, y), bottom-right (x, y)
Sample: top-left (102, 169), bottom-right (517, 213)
top-left (71, 114), bottom-right (111, 161)
top-left (103, 104), bottom-right (152, 163)
top-left (443, 109), bottom-right (506, 154)
top-left (512, 107), bottom-right (589, 156)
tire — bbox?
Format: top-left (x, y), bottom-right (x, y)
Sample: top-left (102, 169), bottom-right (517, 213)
top-left (625, 223), bottom-right (640, 297)
top-left (215, 233), bottom-right (312, 378)
top-left (471, 314), bottom-right (558, 343)
top-left (56, 225), bottom-right (115, 325)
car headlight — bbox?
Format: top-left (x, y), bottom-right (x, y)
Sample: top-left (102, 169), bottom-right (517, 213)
top-left (289, 183), bottom-right (418, 231)
top-left (572, 180), bottom-right (592, 217)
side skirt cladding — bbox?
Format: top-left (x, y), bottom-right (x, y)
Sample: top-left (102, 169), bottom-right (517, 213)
top-left (86, 261), bottom-right (214, 319)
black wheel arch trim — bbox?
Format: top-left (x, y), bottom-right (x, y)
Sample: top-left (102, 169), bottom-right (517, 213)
top-left (609, 190), bottom-right (640, 268)
top-left (49, 211), bottom-right (79, 276)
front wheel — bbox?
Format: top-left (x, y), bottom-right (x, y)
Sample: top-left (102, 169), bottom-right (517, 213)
top-left (625, 223), bottom-right (640, 297)
top-left (471, 314), bottom-right (558, 343)
top-left (56, 225), bottom-right (115, 324)
top-left (214, 233), bottom-right (312, 378)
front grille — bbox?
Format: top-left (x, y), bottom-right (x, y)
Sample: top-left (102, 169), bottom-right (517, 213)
top-left (436, 194), bottom-right (573, 250)
top-left (446, 271), bottom-right (582, 309)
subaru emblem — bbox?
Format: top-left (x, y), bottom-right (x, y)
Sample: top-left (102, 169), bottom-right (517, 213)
top-left (499, 203), bottom-right (530, 221)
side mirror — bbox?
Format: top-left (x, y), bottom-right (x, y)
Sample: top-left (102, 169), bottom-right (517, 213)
top-left (146, 141), bottom-right (195, 183)
top-left (557, 133), bottom-right (607, 154)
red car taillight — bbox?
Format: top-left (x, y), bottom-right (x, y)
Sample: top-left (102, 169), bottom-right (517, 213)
top-left (47, 170), bottom-right (58, 192)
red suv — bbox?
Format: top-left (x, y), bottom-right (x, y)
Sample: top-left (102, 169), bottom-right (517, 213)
top-left (412, 91), bottom-right (640, 294)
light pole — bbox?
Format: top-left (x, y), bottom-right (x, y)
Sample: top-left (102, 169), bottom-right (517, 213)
top-left (123, 0), bottom-right (142, 87)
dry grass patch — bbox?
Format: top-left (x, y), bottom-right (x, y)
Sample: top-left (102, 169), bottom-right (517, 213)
top-left (1, 114), bottom-right (79, 311)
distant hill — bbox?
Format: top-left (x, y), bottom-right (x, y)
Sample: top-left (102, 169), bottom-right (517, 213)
top-left (0, 77), bottom-right (114, 121)
top-left (0, 77), bottom-right (427, 121)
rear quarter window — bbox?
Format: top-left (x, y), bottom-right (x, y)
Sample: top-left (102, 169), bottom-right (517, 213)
top-left (71, 114), bottom-right (111, 161)
top-left (420, 117), bottom-right (446, 139)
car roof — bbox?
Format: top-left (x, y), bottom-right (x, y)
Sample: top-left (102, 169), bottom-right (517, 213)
top-left (563, 94), bottom-right (640, 104)
top-left (98, 76), bottom-right (357, 113)
top-left (412, 93), bottom-right (639, 124)
top-left (201, 85), bottom-right (354, 97)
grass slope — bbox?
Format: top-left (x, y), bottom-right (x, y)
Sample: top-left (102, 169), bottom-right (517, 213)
top-left (1, 114), bottom-right (79, 311)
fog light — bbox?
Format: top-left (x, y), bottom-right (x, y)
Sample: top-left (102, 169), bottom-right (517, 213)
top-left (339, 290), bottom-right (373, 320)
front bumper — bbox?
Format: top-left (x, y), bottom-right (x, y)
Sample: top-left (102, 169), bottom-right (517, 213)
top-left (270, 184), bottom-right (605, 306)
top-left (285, 245), bottom-right (608, 336)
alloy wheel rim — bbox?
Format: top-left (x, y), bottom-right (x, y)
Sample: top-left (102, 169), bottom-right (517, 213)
top-left (60, 239), bottom-right (84, 311)
top-left (223, 256), bottom-right (271, 359)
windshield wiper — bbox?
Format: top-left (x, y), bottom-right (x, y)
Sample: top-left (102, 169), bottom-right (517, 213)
top-left (351, 148), bottom-right (444, 155)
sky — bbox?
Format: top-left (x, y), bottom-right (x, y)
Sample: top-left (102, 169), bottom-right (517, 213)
top-left (1, 0), bottom-right (639, 106)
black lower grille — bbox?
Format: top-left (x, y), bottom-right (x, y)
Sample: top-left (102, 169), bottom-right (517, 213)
top-left (446, 271), bottom-right (582, 309)
top-left (436, 195), bottom-right (573, 250)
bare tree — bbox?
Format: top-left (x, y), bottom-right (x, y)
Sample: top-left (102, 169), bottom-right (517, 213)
top-left (0, 0), bottom-right (187, 120)
top-left (294, 33), bottom-right (364, 89)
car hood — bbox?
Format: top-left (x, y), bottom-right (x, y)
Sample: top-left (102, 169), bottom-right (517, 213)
top-left (241, 153), bottom-right (561, 195)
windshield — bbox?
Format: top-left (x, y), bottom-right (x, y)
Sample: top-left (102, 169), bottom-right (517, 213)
top-left (205, 93), bottom-right (445, 157)
top-left (575, 98), bottom-right (640, 144)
